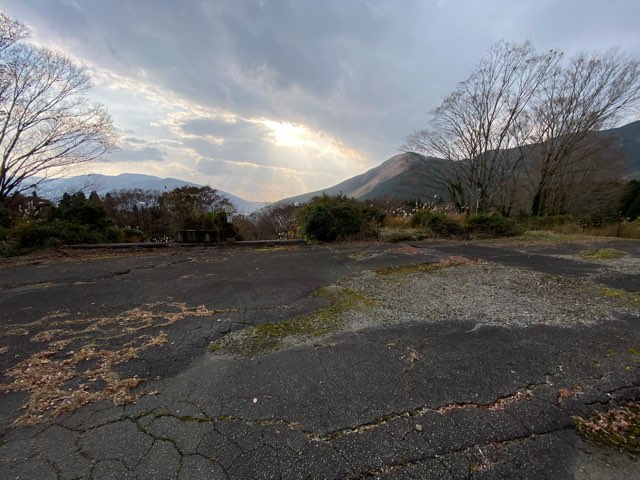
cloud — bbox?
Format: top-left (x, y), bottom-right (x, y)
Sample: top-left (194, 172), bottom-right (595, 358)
top-left (2, 0), bottom-right (639, 201)
top-left (110, 144), bottom-right (167, 163)
top-left (179, 117), bottom-right (266, 139)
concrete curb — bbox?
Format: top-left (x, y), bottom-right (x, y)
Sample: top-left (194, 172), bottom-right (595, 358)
top-left (67, 239), bottom-right (306, 249)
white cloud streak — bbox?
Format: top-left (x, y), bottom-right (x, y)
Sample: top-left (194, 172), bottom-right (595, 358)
top-left (2, 0), bottom-right (639, 201)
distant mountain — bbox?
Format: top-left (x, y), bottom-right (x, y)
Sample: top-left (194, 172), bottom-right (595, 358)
top-left (278, 152), bottom-right (447, 205)
top-left (33, 173), bottom-right (268, 214)
top-left (278, 120), bottom-right (640, 205)
top-left (602, 120), bottom-right (640, 178)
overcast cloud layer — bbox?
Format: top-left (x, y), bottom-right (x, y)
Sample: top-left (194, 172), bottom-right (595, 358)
top-left (2, 0), bottom-right (639, 201)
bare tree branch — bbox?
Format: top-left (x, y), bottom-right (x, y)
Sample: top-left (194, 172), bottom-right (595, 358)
top-left (404, 42), bottom-right (640, 217)
top-left (527, 49), bottom-right (640, 215)
top-left (0, 13), bottom-right (117, 205)
top-left (403, 41), bottom-right (561, 213)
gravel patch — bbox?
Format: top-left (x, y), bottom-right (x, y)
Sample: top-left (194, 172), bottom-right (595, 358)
top-left (214, 256), bottom-right (639, 356)
top-left (338, 262), bottom-right (626, 330)
top-left (549, 254), bottom-right (640, 274)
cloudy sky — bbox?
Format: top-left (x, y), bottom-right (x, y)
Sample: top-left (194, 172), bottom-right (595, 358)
top-left (2, 0), bottom-right (639, 201)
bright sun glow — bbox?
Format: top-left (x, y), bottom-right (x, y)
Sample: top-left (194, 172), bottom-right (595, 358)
top-left (257, 118), bottom-right (365, 162)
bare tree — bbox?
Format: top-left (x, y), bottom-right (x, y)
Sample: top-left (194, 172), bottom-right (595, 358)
top-left (0, 13), bottom-right (117, 205)
top-left (404, 41), bottom-right (560, 213)
top-left (0, 13), bottom-right (26, 53)
top-left (103, 188), bottom-right (167, 232)
top-left (526, 49), bottom-right (640, 215)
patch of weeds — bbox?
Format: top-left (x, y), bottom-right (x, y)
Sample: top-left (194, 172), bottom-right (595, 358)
top-left (600, 287), bottom-right (640, 308)
top-left (375, 256), bottom-right (475, 275)
top-left (484, 231), bottom-right (606, 247)
top-left (574, 401), bottom-right (640, 454)
top-left (378, 227), bottom-right (429, 243)
top-left (579, 248), bottom-right (626, 260)
top-left (522, 231), bottom-right (579, 242)
top-left (602, 287), bottom-right (624, 299)
top-left (0, 302), bottom-right (227, 424)
top-left (210, 287), bottom-right (376, 356)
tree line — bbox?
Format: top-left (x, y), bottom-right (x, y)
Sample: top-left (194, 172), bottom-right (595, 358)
top-left (404, 41), bottom-right (640, 217)
top-left (0, 186), bottom-right (238, 253)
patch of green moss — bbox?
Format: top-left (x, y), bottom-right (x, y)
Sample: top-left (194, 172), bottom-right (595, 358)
top-left (600, 287), bottom-right (640, 308)
top-left (579, 248), bottom-right (626, 260)
top-left (602, 287), bottom-right (624, 299)
top-left (209, 287), bottom-right (375, 356)
top-left (574, 401), bottom-right (640, 454)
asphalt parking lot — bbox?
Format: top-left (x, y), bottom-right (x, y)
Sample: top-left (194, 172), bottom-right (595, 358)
top-left (1, 239), bottom-right (639, 479)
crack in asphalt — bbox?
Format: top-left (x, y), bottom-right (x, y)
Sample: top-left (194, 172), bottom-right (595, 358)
top-left (349, 428), bottom-right (576, 479)
top-left (2, 241), bottom-right (640, 479)
top-left (2, 364), bottom-right (639, 479)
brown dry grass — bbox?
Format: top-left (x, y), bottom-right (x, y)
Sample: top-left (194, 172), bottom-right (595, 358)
top-left (435, 390), bottom-right (531, 414)
top-left (558, 386), bottom-right (583, 399)
top-left (0, 302), bottom-right (227, 424)
top-left (383, 216), bottom-right (412, 228)
top-left (574, 401), bottom-right (640, 453)
top-left (375, 255), bottom-right (478, 275)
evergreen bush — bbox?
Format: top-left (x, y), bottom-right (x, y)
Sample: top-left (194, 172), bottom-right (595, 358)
top-left (465, 212), bottom-right (521, 237)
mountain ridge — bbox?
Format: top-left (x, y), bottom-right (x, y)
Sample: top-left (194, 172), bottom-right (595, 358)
top-left (277, 120), bottom-right (640, 206)
top-left (33, 173), bottom-right (268, 214)
top-left (32, 120), bottom-right (640, 211)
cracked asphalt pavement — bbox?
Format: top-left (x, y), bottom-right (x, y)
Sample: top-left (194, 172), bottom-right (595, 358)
top-left (1, 240), bottom-right (639, 479)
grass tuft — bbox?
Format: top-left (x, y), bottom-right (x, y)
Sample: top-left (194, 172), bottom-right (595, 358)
top-left (600, 287), bottom-right (640, 308)
top-left (579, 248), bottom-right (627, 260)
top-left (375, 256), bottom-right (475, 275)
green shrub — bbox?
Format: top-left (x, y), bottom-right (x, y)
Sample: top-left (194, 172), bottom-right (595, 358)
top-left (298, 204), bottom-right (339, 241)
top-left (122, 227), bottom-right (145, 242)
top-left (0, 205), bottom-right (13, 228)
top-left (297, 194), bottom-right (381, 242)
top-left (104, 226), bottom-right (125, 243)
top-left (465, 212), bottom-right (521, 237)
top-left (411, 211), bottom-right (463, 236)
top-left (362, 205), bottom-right (386, 226)
top-left (51, 192), bottom-right (113, 229)
top-left (0, 239), bottom-right (18, 256)
top-left (621, 180), bottom-right (640, 220)
top-left (12, 220), bottom-right (106, 248)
